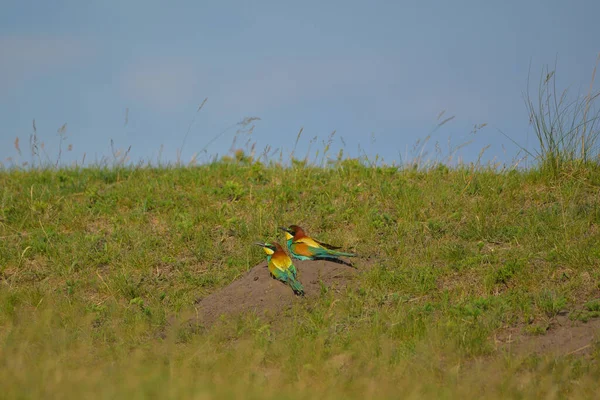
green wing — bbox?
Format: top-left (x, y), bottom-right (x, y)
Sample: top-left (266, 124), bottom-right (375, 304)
top-left (288, 263), bottom-right (298, 279)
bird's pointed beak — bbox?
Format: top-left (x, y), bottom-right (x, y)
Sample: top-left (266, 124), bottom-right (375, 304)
top-left (278, 226), bottom-right (290, 233)
top-left (254, 242), bottom-right (267, 247)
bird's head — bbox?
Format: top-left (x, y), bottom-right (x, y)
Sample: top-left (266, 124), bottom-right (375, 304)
top-left (278, 225), bottom-right (305, 240)
top-left (254, 242), bottom-right (282, 255)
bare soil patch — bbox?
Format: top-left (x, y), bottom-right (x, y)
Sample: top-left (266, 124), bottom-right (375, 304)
top-left (498, 314), bottom-right (600, 357)
top-left (191, 259), bottom-right (358, 327)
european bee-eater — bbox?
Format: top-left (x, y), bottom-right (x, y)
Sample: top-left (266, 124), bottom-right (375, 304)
top-left (279, 225), bottom-right (356, 261)
top-left (254, 242), bottom-right (304, 296)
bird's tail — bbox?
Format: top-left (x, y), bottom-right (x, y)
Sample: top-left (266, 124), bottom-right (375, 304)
top-left (333, 250), bottom-right (356, 257)
top-left (324, 249), bottom-right (356, 258)
top-left (288, 278), bottom-right (305, 296)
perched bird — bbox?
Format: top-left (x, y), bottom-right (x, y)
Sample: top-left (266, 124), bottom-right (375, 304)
top-left (279, 225), bottom-right (356, 261)
top-left (254, 242), bottom-right (304, 296)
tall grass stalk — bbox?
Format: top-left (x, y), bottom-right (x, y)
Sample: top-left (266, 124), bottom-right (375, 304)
top-left (523, 55), bottom-right (600, 175)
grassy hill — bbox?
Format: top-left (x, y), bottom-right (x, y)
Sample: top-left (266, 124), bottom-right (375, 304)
top-left (1, 153), bottom-right (600, 398)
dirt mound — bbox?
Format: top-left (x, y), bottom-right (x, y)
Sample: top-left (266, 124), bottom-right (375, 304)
top-left (498, 314), bottom-right (600, 357)
top-left (192, 259), bottom-right (358, 327)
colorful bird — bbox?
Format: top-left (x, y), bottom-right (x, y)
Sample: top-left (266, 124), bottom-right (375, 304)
top-left (254, 242), bottom-right (304, 295)
top-left (279, 225), bottom-right (356, 261)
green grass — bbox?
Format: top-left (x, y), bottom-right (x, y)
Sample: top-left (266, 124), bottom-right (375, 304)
top-left (1, 154), bottom-right (600, 399)
top-left (505, 55), bottom-right (600, 177)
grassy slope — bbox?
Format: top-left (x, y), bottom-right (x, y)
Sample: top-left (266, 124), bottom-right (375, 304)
top-left (1, 157), bottom-right (600, 399)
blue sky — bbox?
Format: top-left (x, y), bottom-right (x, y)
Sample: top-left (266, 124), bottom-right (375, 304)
top-left (1, 0), bottom-right (599, 167)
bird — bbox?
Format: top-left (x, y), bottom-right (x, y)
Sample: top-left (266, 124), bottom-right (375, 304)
top-left (279, 225), bottom-right (356, 261)
top-left (254, 242), bottom-right (304, 295)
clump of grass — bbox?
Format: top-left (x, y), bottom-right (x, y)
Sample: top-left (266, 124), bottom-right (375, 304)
top-left (570, 299), bottom-right (600, 322)
top-left (510, 55), bottom-right (600, 176)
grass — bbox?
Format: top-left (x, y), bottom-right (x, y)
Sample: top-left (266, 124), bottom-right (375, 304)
top-left (1, 153), bottom-right (600, 399)
top-left (503, 54), bottom-right (600, 176)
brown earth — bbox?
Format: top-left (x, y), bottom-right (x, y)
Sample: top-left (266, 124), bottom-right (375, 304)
top-left (190, 259), bottom-right (358, 327)
top-left (186, 259), bottom-right (599, 358)
top-left (497, 313), bottom-right (600, 357)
